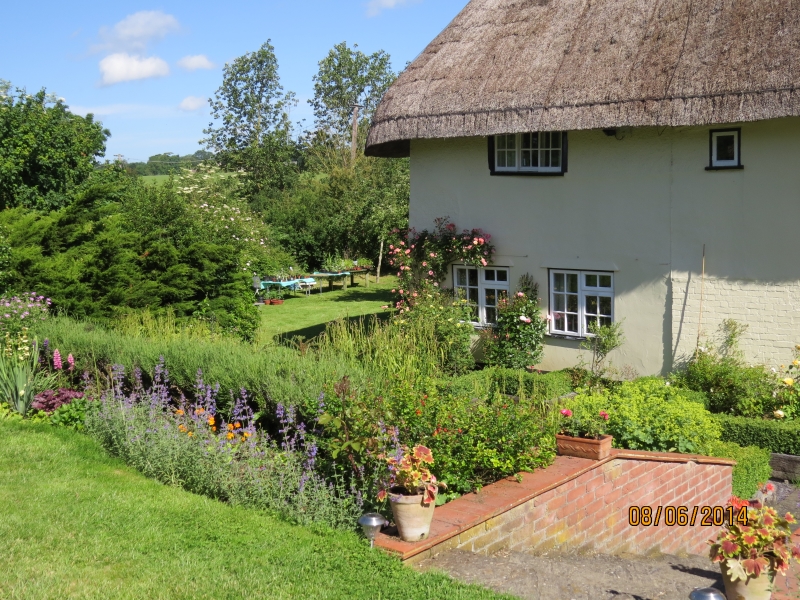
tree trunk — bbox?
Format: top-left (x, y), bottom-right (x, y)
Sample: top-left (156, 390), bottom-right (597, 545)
top-left (376, 238), bottom-right (384, 283)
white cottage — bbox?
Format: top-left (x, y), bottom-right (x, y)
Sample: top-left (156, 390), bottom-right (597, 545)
top-left (365, 0), bottom-right (800, 375)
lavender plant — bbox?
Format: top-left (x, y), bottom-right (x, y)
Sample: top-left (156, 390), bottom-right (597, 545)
top-left (85, 360), bottom-right (362, 530)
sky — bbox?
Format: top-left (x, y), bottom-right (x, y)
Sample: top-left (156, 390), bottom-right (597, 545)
top-left (1, 0), bottom-right (469, 162)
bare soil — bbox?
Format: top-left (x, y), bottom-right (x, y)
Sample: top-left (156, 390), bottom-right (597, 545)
top-left (416, 481), bottom-right (800, 600)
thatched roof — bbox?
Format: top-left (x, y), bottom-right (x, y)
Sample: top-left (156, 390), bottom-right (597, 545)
top-left (366, 0), bottom-right (800, 157)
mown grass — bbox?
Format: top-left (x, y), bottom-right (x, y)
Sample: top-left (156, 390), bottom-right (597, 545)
top-left (256, 274), bottom-right (396, 343)
top-left (0, 420), bottom-right (509, 600)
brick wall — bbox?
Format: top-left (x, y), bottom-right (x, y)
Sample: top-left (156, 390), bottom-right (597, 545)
top-left (671, 273), bottom-right (800, 369)
top-left (380, 452), bottom-right (733, 565)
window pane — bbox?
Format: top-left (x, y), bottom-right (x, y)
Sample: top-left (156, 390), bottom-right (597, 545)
top-left (600, 316), bottom-right (612, 327)
top-left (554, 313), bottom-right (565, 331)
top-left (554, 294), bottom-right (565, 312)
top-left (498, 289), bottom-right (508, 302)
top-left (457, 268), bottom-right (467, 286)
top-left (543, 132), bottom-right (551, 147)
top-left (485, 270), bottom-right (495, 281)
top-left (599, 275), bottom-right (612, 288)
top-left (521, 133), bottom-right (531, 148)
top-left (497, 135), bottom-right (506, 150)
top-left (567, 274), bottom-right (578, 293)
top-left (521, 150), bottom-right (532, 167)
top-left (599, 296), bottom-right (612, 315)
top-left (496, 270), bottom-right (508, 282)
top-left (470, 305), bottom-right (479, 321)
top-left (553, 273), bottom-right (565, 292)
top-left (485, 288), bottom-right (497, 306)
top-left (551, 150), bottom-right (561, 167)
top-left (585, 274), bottom-right (597, 287)
top-left (497, 152), bottom-right (506, 168)
top-left (542, 150), bottom-right (551, 168)
top-left (716, 134), bottom-right (735, 161)
top-left (468, 288), bottom-right (478, 304)
top-left (468, 269), bottom-right (478, 286)
top-left (567, 314), bottom-right (578, 333)
top-left (506, 150), bottom-right (516, 167)
top-left (552, 133), bottom-right (562, 149)
top-left (567, 294), bottom-right (578, 313)
top-left (585, 295), bottom-right (598, 314)
top-left (485, 307), bottom-right (497, 324)
top-left (585, 315), bottom-right (597, 331)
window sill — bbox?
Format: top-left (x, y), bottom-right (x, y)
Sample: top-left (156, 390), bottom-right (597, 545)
top-left (490, 170), bottom-right (566, 177)
top-left (546, 332), bottom-right (585, 341)
top-left (705, 165), bottom-right (744, 171)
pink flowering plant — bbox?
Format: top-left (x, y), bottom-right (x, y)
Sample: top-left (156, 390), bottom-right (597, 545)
top-left (559, 397), bottom-right (611, 439)
top-left (709, 484), bottom-right (800, 581)
top-left (484, 278), bottom-right (547, 369)
top-left (0, 293), bottom-right (51, 337)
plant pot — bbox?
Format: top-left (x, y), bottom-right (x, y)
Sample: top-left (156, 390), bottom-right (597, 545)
top-left (556, 434), bottom-right (613, 460)
top-left (263, 299), bottom-right (270, 305)
top-left (270, 299), bottom-right (284, 305)
top-left (720, 562), bottom-right (775, 600)
top-left (389, 487), bottom-right (435, 542)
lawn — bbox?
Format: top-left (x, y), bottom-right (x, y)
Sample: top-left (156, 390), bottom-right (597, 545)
top-left (257, 274), bottom-right (397, 342)
top-left (0, 420), bottom-right (508, 600)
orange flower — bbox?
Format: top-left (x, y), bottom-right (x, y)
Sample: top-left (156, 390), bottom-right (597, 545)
top-left (234, 422), bottom-right (241, 429)
top-left (175, 409), bottom-right (185, 416)
top-left (212, 426), bottom-right (217, 432)
top-left (243, 432), bottom-right (250, 439)
top-left (227, 423), bottom-right (234, 431)
top-left (226, 432), bottom-right (235, 440)
top-left (195, 407), bottom-right (205, 415)
top-left (208, 416), bottom-right (215, 426)
top-left (178, 424), bottom-right (187, 433)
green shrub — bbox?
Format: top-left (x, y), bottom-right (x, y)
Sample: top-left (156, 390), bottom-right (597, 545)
top-left (440, 368), bottom-right (573, 403)
top-left (672, 349), bottom-right (778, 417)
top-left (713, 413), bottom-right (800, 455)
top-left (50, 396), bottom-right (88, 431)
top-left (571, 378), bottom-right (721, 455)
top-left (484, 288), bottom-right (547, 369)
top-left (708, 440), bottom-right (772, 499)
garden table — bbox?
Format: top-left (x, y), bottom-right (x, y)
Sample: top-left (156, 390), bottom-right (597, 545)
top-left (312, 272), bottom-right (351, 292)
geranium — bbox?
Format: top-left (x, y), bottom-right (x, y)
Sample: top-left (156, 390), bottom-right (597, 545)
top-left (559, 400), bottom-right (611, 439)
top-left (709, 484), bottom-right (800, 581)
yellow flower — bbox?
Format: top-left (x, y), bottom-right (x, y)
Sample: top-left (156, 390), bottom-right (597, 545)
top-left (195, 407), bottom-right (205, 415)
top-left (178, 424), bottom-right (187, 433)
top-left (793, 360), bottom-right (799, 367)
top-left (226, 432), bottom-right (235, 440)
top-left (227, 423), bottom-right (234, 431)
top-left (784, 378), bottom-right (795, 386)
top-left (243, 432), bottom-right (250, 439)
top-left (208, 416), bottom-right (215, 426)
top-left (187, 432), bottom-right (194, 437)
top-left (175, 409), bottom-right (185, 416)
top-left (234, 422), bottom-right (241, 429)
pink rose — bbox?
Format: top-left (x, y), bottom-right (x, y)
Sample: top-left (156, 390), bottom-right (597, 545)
top-left (516, 292), bottom-right (524, 297)
top-left (479, 237), bottom-right (485, 244)
top-left (399, 289), bottom-right (404, 294)
top-left (560, 408), bottom-right (572, 417)
top-left (400, 241), bottom-right (405, 246)
top-left (422, 262), bottom-right (427, 266)
top-left (389, 245), bottom-right (394, 249)
top-left (391, 289), bottom-right (396, 293)
top-left (405, 249), bottom-right (410, 255)
top-left (430, 252), bottom-right (436, 258)
top-left (480, 258), bottom-right (487, 266)
top-left (428, 270), bottom-right (434, 276)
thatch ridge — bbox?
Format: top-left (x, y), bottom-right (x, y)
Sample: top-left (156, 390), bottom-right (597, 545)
top-left (366, 0), bottom-right (800, 157)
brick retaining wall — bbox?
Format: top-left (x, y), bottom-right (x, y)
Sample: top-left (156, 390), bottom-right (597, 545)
top-left (376, 449), bottom-right (734, 564)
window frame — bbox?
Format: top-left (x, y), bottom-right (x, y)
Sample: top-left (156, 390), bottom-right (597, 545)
top-left (488, 132), bottom-right (568, 176)
top-left (452, 265), bottom-right (511, 326)
top-left (548, 269), bottom-right (614, 338)
top-left (706, 128), bottom-right (743, 170)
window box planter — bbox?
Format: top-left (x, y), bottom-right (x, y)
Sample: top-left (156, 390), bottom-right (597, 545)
top-left (556, 434), bottom-right (613, 460)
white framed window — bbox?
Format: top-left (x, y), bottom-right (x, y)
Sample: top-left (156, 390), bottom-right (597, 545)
top-left (708, 128), bottom-right (741, 169)
top-left (549, 270), bottom-right (614, 337)
top-left (453, 266), bottom-right (510, 325)
top-left (491, 132), bottom-right (567, 174)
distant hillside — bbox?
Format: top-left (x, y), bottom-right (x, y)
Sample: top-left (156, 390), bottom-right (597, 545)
top-left (127, 151), bottom-right (214, 176)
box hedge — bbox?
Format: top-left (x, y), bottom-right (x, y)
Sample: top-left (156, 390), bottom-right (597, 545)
top-left (708, 440), bottom-right (772, 499)
top-left (713, 414), bottom-right (800, 456)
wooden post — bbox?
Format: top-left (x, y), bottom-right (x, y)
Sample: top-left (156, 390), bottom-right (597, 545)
top-left (696, 244), bottom-right (706, 355)
top-left (350, 104), bottom-right (361, 166)
top-left (376, 239), bottom-right (384, 283)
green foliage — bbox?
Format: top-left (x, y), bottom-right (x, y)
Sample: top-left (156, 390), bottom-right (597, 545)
top-left (126, 150), bottom-right (213, 176)
top-left (441, 368), bottom-right (573, 403)
top-left (560, 395), bottom-right (610, 439)
top-left (484, 282), bottom-right (547, 369)
top-left (0, 334), bottom-right (57, 417)
top-left (203, 41), bottom-right (297, 196)
top-left (572, 378), bottom-right (722, 455)
top-left (708, 440), bottom-right (773, 499)
top-left (579, 320), bottom-right (625, 388)
top-left (309, 41), bottom-right (394, 142)
top-left (0, 83), bottom-right (109, 210)
top-left (714, 413), bottom-right (800, 455)
top-left (49, 396), bottom-right (88, 430)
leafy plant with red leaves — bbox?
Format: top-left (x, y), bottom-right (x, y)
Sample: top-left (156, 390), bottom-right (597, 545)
top-left (709, 483), bottom-right (800, 582)
top-left (377, 444), bottom-right (442, 503)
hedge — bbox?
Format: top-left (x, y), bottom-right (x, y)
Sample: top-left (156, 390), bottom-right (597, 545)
top-left (440, 368), bottom-right (574, 403)
top-left (708, 440), bottom-right (773, 499)
top-left (714, 414), bottom-right (800, 456)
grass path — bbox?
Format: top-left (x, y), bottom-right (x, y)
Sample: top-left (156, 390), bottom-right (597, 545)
top-left (0, 421), bottom-right (508, 600)
top-left (256, 275), bottom-right (397, 343)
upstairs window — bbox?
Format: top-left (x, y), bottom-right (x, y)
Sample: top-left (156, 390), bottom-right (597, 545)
top-left (707, 128), bottom-right (742, 170)
top-left (549, 270), bottom-right (614, 337)
top-left (453, 266), bottom-right (509, 325)
top-left (489, 132), bottom-right (568, 175)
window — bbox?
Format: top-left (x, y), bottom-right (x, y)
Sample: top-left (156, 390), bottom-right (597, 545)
top-left (489, 132), bottom-right (568, 175)
top-left (707, 128), bottom-right (742, 170)
top-left (549, 270), bottom-right (614, 337)
top-left (453, 266), bottom-right (510, 325)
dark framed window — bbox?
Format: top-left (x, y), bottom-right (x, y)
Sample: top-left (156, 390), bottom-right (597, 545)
top-left (488, 132), bottom-right (568, 176)
top-left (706, 128), bottom-right (743, 170)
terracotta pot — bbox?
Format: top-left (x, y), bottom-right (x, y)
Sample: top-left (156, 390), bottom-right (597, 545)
top-left (556, 434), bottom-right (613, 460)
top-left (389, 487), bottom-right (435, 542)
top-left (720, 562), bottom-right (774, 600)
top-left (270, 299), bottom-right (284, 305)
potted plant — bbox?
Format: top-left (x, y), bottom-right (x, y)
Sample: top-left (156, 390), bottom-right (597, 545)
top-left (709, 484), bottom-right (800, 600)
top-left (270, 288), bottom-right (284, 305)
top-left (377, 445), bottom-right (442, 542)
top-left (556, 400), bottom-right (613, 460)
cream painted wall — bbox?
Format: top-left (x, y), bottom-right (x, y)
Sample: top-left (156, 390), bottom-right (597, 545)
top-left (408, 118), bottom-right (800, 375)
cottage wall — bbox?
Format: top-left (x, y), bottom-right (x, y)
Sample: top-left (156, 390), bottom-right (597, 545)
top-left (409, 118), bottom-right (800, 374)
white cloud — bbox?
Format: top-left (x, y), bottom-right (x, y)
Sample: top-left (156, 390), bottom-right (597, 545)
top-left (366, 0), bottom-right (420, 17)
top-left (96, 11), bottom-right (180, 53)
top-left (179, 96), bottom-right (207, 112)
top-left (177, 55), bottom-right (215, 71)
top-left (99, 53), bottom-right (170, 85)
top-left (70, 103), bottom-right (175, 118)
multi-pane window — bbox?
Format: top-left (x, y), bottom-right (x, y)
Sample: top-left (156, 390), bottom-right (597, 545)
top-left (454, 266), bottom-right (510, 325)
top-left (493, 132), bottom-right (566, 173)
top-left (549, 270), bottom-right (614, 336)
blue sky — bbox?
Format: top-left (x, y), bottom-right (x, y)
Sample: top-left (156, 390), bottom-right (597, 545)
top-left (1, 0), bottom-right (468, 162)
